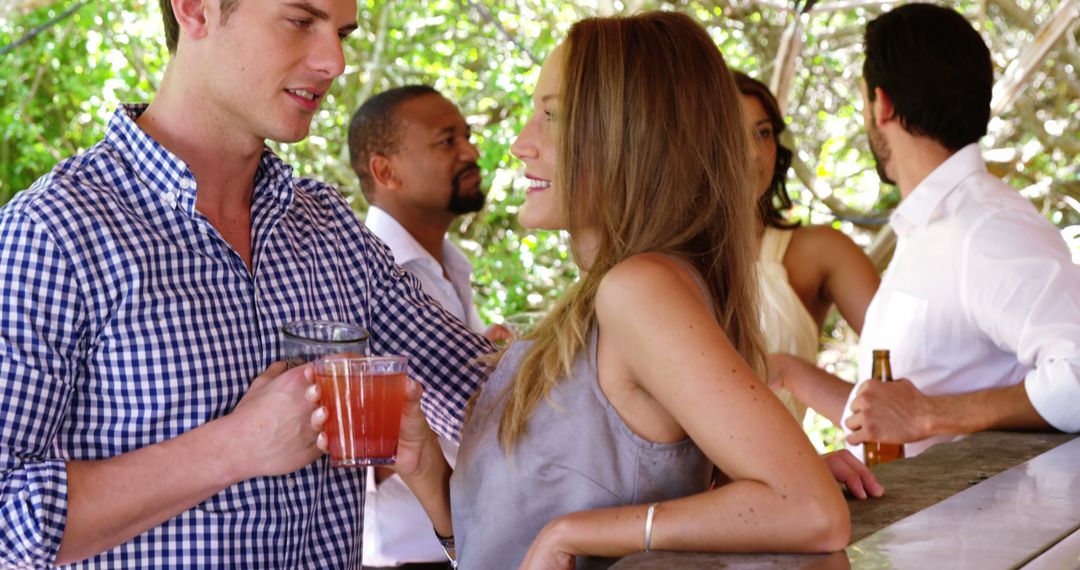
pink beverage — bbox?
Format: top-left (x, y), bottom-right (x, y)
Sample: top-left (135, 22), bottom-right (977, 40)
top-left (314, 356), bottom-right (408, 467)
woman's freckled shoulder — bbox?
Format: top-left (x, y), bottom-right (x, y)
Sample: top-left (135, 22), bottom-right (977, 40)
top-left (597, 254), bottom-right (691, 315)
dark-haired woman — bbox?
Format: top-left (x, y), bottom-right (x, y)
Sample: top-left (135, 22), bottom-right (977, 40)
top-left (734, 72), bottom-right (880, 424)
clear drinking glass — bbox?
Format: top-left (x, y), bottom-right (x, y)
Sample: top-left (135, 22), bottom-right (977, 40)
top-left (504, 310), bottom-right (547, 338)
top-left (314, 355), bottom-right (409, 467)
top-left (281, 320), bottom-right (369, 366)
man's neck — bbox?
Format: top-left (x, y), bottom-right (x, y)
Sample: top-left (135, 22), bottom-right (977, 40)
top-left (892, 137), bottom-right (956, 200)
top-left (136, 66), bottom-right (263, 211)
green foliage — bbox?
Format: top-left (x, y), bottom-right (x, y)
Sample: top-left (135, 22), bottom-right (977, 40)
top-left (319, 0), bottom-right (592, 321)
top-left (1, 2), bottom-right (166, 202)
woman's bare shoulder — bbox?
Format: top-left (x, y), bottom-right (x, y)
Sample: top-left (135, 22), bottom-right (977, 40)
top-left (789, 223), bottom-right (858, 249)
top-left (606, 251), bottom-right (700, 286)
top-left (597, 253), bottom-right (705, 314)
top-left (787, 224), bottom-right (868, 266)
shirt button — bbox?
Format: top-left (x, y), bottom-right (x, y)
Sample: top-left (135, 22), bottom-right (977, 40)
top-left (179, 178), bottom-right (193, 190)
top-left (287, 477), bottom-right (297, 489)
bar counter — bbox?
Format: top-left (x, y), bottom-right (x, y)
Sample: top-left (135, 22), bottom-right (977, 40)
top-left (612, 430), bottom-right (1078, 569)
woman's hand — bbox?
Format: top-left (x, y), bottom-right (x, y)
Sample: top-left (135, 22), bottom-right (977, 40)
top-left (519, 517), bottom-right (575, 570)
top-left (823, 449), bottom-right (885, 499)
top-left (391, 378), bottom-right (438, 478)
top-left (766, 352), bottom-right (798, 390)
top-left (384, 378), bottom-right (456, 539)
top-left (305, 375), bottom-right (436, 478)
top-left (484, 323), bottom-right (514, 344)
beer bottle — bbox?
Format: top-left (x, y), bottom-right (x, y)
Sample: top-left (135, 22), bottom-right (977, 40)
top-left (863, 349), bottom-right (905, 468)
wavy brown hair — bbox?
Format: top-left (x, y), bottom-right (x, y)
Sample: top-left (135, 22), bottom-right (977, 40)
top-left (497, 11), bottom-right (765, 451)
top-left (732, 71), bottom-right (798, 229)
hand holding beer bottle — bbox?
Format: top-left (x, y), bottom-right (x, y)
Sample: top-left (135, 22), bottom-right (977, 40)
top-left (863, 349), bottom-right (905, 468)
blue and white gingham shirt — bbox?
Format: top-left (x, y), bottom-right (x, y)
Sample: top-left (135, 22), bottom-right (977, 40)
top-left (0, 105), bottom-right (493, 568)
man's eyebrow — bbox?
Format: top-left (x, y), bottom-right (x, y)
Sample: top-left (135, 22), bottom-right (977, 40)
top-left (283, 1), bottom-right (358, 33)
top-left (434, 124), bottom-right (470, 137)
top-left (284, 2), bottom-right (329, 20)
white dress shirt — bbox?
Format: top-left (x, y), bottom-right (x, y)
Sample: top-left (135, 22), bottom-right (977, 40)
top-left (366, 207), bottom-right (485, 334)
top-left (363, 206), bottom-right (485, 566)
top-left (843, 144), bottom-right (1080, 460)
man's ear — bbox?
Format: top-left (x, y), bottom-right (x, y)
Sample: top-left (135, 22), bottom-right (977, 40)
top-left (172, 0), bottom-right (212, 43)
top-left (871, 87), bottom-right (896, 126)
top-left (369, 155), bottom-right (400, 190)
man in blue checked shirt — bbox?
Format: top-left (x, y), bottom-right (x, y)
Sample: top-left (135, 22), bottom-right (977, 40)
top-left (0, 1), bottom-right (493, 568)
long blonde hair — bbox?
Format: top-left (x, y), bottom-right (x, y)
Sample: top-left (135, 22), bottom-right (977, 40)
top-left (498, 11), bottom-right (764, 451)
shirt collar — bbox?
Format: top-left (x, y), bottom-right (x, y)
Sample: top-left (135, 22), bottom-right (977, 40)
top-left (365, 206), bottom-right (475, 274)
top-left (890, 143), bottom-right (987, 236)
top-left (365, 206), bottom-right (432, 265)
top-left (104, 104), bottom-right (296, 216)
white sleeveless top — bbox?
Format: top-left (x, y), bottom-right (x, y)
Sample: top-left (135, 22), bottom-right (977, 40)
top-left (758, 227), bottom-right (819, 422)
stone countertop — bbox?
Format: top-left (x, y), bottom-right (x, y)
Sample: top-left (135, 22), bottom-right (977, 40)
top-left (611, 431), bottom-right (1077, 569)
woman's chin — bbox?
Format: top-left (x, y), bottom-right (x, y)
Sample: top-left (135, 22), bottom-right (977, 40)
top-left (517, 210), bottom-right (561, 232)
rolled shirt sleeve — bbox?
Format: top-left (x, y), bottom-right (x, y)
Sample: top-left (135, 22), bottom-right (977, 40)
top-left (0, 459), bottom-right (69, 565)
top-left (963, 209), bottom-right (1080, 432)
top-left (356, 226), bottom-right (494, 443)
top-left (1025, 356), bottom-right (1080, 432)
top-left (0, 209), bottom-right (86, 567)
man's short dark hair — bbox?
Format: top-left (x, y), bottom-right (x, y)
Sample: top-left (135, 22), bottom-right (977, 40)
top-left (863, 3), bottom-right (993, 150)
top-left (348, 85), bottom-right (441, 200)
top-left (159, 0), bottom-right (239, 53)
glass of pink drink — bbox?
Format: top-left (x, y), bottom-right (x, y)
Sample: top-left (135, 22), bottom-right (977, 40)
top-left (314, 355), bottom-right (409, 467)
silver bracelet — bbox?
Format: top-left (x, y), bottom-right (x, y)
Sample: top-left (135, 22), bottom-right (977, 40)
top-left (644, 502), bottom-right (660, 552)
top-left (434, 527), bottom-right (458, 569)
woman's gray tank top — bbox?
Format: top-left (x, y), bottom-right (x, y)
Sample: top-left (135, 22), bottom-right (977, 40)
top-left (449, 326), bottom-right (712, 569)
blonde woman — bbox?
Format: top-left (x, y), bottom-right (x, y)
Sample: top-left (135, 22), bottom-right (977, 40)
top-left (333, 12), bottom-right (849, 569)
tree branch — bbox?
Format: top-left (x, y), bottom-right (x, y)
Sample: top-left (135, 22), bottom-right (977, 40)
top-left (769, 12), bottom-right (805, 113)
top-left (988, 0), bottom-right (1036, 32)
top-left (356, 0), bottom-right (391, 104)
top-left (991, 0), bottom-right (1079, 116)
top-left (789, 146), bottom-right (891, 226)
top-left (808, 0), bottom-right (900, 13)
top-left (1015, 97), bottom-right (1080, 155)
top-left (0, 0), bottom-right (89, 57)
top-left (746, 0), bottom-right (791, 12)
top-left (462, 0), bottom-right (541, 67)
top-left (14, 0), bottom-right (86, 119)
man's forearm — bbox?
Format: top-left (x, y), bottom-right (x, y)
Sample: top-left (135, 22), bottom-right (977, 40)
top-left (56, 416), bottom-right (245, 565)
top-left (926, 381), bottom-right (1054, 435)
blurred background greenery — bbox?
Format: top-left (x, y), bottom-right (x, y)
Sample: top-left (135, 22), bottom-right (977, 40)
top-left (2, 0), bottom-right (1077, 450)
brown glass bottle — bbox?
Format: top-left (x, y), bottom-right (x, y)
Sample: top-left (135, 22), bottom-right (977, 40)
top-left (863, 349), bottom-right (905, 468)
